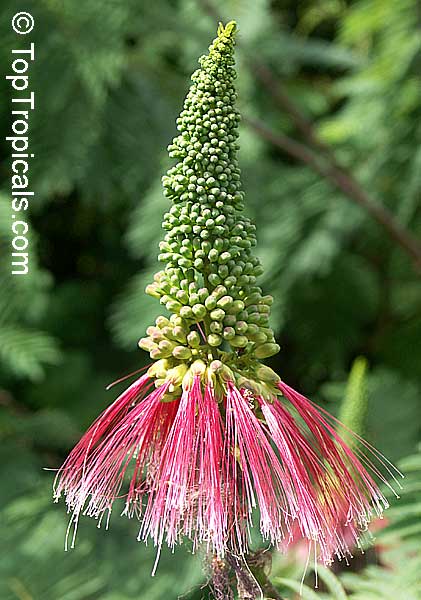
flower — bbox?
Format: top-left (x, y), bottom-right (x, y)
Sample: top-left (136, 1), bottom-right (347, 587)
top-left (54, 360), bottom-right (400, 565)
top-left (54, 20), bottom-right (401, 568)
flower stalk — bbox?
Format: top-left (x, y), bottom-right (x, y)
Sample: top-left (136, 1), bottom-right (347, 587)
top-left (54, 21), bottom-right (401, 590)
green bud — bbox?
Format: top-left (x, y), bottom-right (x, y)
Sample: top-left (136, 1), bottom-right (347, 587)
top-left (156, 316), bottom-right (170, 328)
top-left (235, 321), bottom-right (248, 334)
top-left (245, 292), bottom-right (261, 306)
top-left (176, 290), bottom-right (189, 303)
top-left (205, 295), bottom-right (217, 310)
top-left (145, 283), bottom-right (161, 299)
top-left (187, 331), bottom-right (200, 348)
top-left (138, 337), bottom-right (157, 351)
top-left (208, 248), bottom-right (219, 262)
top-left (208, 273), bottom-right (221, 285)
top-left (144, 23), bottom-right (279, 365)
top-left (230, 335), bottom-right (248, 348)
top-left (217, 295), bottom-right (233, 309)
top-left (157, 340), bottom-right (175, 358)
top-left (248, 331), bottom-right (267, 343)
top-left (255, 365), bottom-right (280, 384)
top-left (213, 285), bottom-right (227, 299)
top-left (180, 306), bottom-right (194, 319)
top-left (172, 345), bottom-right (192, 360)
top-left (166, 300), bottom-right (182, 312)
top-left (147, 358), bottom-right (170, 379)
top-left (223, 327), bottom-right (235, 340)
top-left (210, 321), bottom-right (223, 333)
top-left (192, 303), bottom-right (207, 319)
top-left (167, 363), bottom-right (187, 386)
top-left (190, 359), bottom-right (207, 376)
top-left (254, 343), bottom-right (280, 359)
top-left (210, 308), bottom-right (225, 321)
top-left (223, 314), bottom-right (236, 326)
top-left (208, 333), bottom-right (222, 346)
top-left (226, 300), bottom-right (244, 314)
top-left (172, 326), bottom-right (187, 343)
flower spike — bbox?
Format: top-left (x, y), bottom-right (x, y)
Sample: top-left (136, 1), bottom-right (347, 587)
top-left (54, 21), bottom-right (401, 567)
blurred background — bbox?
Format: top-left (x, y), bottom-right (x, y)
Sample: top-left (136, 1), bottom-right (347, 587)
top-left (0, 0), bottom-right (420, 598)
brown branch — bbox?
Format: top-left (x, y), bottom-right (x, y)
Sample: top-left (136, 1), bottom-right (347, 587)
top-left (197, 0), bottom-right (421, 274)
top-left (244, 116), bottom-right (421, 273)
top-left (226, 553), bottom-right (261, 599)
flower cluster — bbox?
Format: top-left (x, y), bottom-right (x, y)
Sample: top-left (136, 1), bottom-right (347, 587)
top-left (143, 20), bottom-right (278, 362)
top-left (54, 21), bottom-right (400, 568)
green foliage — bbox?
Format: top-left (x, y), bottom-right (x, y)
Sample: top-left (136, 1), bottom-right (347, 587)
top-left (0, 195), bottom-right (61, 381)
top-left (339, 356), bottom-right (368, 437)
top-left (0, 0), bottom-right (420, 598)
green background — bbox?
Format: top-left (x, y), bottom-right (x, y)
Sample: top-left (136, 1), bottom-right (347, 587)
top-left (0, 1), bottom-right (420, 598)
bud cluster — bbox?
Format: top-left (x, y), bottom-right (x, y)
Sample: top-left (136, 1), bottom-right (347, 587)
top-left (144, 357), bottom-right (281, 404)
top-left (142, 22), bottom-right (280, 375)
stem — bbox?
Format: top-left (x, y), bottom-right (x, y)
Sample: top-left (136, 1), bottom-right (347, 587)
top-left (225, 553), bottom-right (261, 599)
top-left (209, 556), bottom-right (235, 600)
top-left (224, 551), bottom-right (286, 600)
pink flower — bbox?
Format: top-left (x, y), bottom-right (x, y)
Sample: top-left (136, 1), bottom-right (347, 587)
top-left (54, 364), bottom-right (401, 567)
